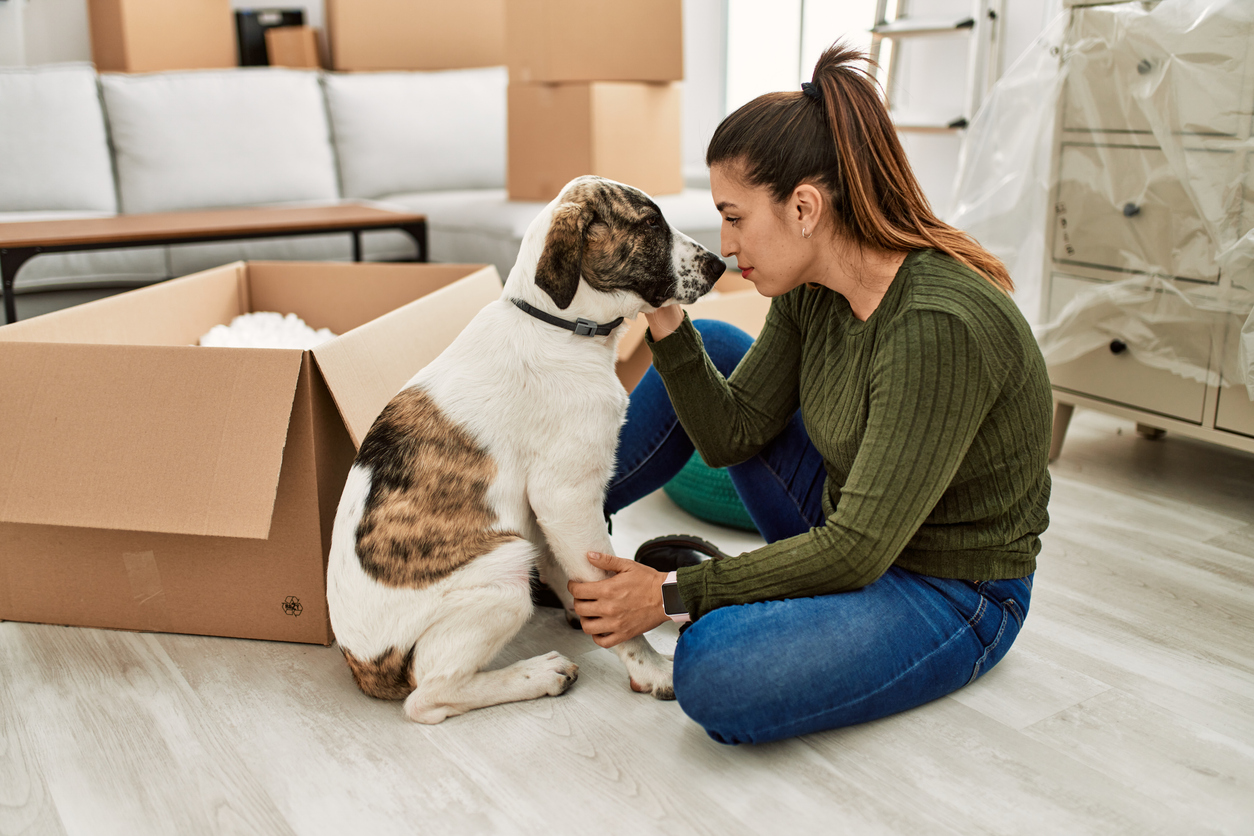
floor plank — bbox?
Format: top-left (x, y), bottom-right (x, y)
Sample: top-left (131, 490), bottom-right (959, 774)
top-left (1022, 688), bottom-right (1254, 834)
top-left (0, 662), bottom-right (66, 836)
top-left (0, 628), bottom-right (293, 836)
top-left (800, 697), bottom-right (1189, 836)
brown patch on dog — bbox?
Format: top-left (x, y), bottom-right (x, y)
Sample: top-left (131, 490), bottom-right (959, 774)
top-left (533, 177), bottom-right (688, 309)
top-left (533, 197), bottom-right (592, 309)
top-left (353, 386), bottom-right (519, 589)
top-left (343, 645), bottom-right (416, 700)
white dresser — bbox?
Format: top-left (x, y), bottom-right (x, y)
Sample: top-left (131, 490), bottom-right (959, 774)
top-left (1041, 0), bottom-right (1254, 459)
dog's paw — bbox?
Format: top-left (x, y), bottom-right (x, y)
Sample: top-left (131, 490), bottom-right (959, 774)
top-left (626, 658), bottom-right (675, 701)
top-left (522, 650), bottom-right (579, 696)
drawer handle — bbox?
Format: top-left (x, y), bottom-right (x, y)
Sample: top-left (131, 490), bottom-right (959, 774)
top-left (1136, 58), bottom-right (1153, 75)
top-left (1122, 202), bottom-right (1141, 217)
top-left (1110, 339), bottom-right (1128, 355)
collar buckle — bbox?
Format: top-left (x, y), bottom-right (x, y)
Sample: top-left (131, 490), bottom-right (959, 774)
top-left (573, 318), bottom-right (598, 337)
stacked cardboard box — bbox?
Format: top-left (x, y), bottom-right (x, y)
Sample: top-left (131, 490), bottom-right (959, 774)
top-left (505, 0), bottom-right (685, 201)
top-left (87, 0), bottom-right (236, 72)
top-left (325, 0), bottom-right (506, 71)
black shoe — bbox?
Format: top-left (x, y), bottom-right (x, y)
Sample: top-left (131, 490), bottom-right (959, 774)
top-left (633, 534), bottom-right (730, 574)
top-left (529, 570), bottom-right (564, 609)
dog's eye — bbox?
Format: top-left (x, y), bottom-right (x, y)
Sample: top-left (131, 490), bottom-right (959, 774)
top-left (645, 217), bottom-right (661, 229)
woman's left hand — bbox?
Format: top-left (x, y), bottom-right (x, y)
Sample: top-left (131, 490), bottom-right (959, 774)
top-left (568, 552), bottom-right (669, 648)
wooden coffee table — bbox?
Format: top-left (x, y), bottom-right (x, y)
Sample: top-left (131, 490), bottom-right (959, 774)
top-left (0, 203), bottom-right (428, 323)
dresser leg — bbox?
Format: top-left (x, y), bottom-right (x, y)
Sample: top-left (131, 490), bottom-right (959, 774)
top-left (1050, 401), bottom-right (1074, 462)
top-left (1135, 423), bottom-right (1166, 440)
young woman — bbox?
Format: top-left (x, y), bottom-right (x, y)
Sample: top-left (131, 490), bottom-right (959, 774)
top-left (567, 44), bottom-right (1053, 745)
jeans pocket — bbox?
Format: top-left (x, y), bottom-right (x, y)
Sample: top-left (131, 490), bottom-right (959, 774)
top-left (966, 597), bottom-right (1025, 685)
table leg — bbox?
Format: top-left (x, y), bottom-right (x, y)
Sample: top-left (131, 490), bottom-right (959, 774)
top-left (1, 247), bottom-right (39, 325)
top-left (352, 231), bottom-right (362, 262)
top-left (1050, 400), bottom-right (1074, 462)
top-left (399, 222), bottom-right (428, 263)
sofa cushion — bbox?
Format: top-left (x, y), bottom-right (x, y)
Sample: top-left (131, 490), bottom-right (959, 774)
top-left (0, 64), bottom-right (117, 214)
top-left (324, 67), bottom-right (507, 200)
top-left (100, 68), bottom-right (340, 214)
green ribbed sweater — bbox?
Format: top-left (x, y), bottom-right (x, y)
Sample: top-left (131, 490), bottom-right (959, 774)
top-left (648, 250), bottom-right (1053, 621)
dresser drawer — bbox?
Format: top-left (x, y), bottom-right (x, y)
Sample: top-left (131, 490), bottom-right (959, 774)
top-left (1216, 313), bottom-right (1254, 437)
top-left (1217, 385), bottom-right (1254, 438)
top-left (1049, 348), bottom-right (1209, 424)
top-left (1045, 275), bottom-right (1210, 423)
top-left (1063, 5), bottom-right (1254, 136)
top-left (1053, 143), bottom-right (1238, 282)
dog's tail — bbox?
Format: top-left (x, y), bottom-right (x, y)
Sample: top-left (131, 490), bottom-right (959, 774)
top-left (342, 644), bottom-right (418, 700)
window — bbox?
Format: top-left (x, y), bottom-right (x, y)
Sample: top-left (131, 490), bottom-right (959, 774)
top-left (724, 0), bottom-right (877, 113)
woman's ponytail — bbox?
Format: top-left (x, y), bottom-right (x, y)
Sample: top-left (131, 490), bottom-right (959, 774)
top-left (708, 43), bottom-right (1013, 293)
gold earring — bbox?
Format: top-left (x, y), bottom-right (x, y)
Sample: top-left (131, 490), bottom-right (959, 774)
top-left (801, 227), bottom-right (813, 239)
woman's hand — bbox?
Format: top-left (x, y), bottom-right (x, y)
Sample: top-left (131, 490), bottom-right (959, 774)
top-left (643, 305), bottom-right (684, 342)
top-left (568, 552), bottom-right (669, 648)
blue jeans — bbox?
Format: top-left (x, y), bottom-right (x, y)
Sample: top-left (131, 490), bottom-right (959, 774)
top-left (606, 320), bottom-right (1033, 744)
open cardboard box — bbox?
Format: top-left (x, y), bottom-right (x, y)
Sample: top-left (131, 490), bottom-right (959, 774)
top-left (0, 261), bottom-right (501, 645)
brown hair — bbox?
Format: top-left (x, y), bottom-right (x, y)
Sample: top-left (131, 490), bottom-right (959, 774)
top-left (706, 43), bottom-right (1012, 292)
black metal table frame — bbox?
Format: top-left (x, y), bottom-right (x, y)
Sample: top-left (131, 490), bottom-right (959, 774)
top-left (1, 219), bottom-right (428, 324)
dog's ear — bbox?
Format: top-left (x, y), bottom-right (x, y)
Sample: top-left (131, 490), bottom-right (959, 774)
top-left (534, 201), bottom-right (590, 309)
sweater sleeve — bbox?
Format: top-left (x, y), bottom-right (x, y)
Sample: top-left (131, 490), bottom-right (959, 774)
top-left (675, 309), bottom-right (1005, 620)
top-left (646, 300), bottom-right (803, 468)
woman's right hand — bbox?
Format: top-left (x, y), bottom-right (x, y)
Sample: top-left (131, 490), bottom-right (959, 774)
top-left (643, 304), bottom-right (684, 342)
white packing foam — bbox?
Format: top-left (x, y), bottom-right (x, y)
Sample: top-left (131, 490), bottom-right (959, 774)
top-left (199, 311), bottom-right (336, 349)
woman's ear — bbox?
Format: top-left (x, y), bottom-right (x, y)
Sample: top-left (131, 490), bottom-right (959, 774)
top-left (792, 184), bottom-right (825, 234)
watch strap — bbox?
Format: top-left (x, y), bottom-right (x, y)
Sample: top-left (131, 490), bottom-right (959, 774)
top-left (662, 571), bottom-right (690, 624)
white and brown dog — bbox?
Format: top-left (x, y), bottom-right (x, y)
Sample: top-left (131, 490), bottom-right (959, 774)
top-left (327, 176), bottom-right (725, 723)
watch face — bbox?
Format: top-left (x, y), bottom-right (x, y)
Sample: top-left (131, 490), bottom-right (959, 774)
top-left (661, 582), bottom-right (685, 616)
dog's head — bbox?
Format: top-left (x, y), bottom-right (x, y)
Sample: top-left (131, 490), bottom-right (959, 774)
top-left (519, 176), bottom-right (725, 316)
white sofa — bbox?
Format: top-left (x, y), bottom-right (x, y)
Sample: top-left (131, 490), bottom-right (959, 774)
top-left (0, 62), bottom-right (723, 320)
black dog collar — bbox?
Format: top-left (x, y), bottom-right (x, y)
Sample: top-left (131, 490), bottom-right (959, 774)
top-left (511, 298), bottom-right (624, 337)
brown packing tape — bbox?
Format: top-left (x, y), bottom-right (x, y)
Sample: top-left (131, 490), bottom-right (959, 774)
top-left (122, 550), bottom-right (173, 633)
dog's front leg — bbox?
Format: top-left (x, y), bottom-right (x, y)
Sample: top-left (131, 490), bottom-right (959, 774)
top-left (536, 545), bottom-right (581, 629)
top-left (531, 492), bottom-right (675, 701)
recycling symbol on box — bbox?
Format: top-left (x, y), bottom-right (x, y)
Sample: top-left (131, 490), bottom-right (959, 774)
top-left (282, 596), bottom-right (303, 617)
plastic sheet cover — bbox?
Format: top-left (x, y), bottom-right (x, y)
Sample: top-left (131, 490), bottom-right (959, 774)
top-left (948, 0), bottom-right (1254, 392)
top-left (1035, 276), bottom-right (1251, 391)
top-left (948, 9), bottom-right (1069, 326)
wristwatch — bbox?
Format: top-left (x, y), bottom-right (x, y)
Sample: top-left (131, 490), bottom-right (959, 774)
top-left (661, 571), bottom-right (690, 623)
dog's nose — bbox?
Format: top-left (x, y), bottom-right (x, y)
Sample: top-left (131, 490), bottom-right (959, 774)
top-left (704, 251), bottom-right (727, 282)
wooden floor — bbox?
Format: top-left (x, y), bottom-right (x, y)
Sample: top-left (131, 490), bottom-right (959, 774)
top-left (3, 408), bottom-right (1253, 835)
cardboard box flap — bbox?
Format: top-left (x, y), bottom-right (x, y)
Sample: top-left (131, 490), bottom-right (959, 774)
top-left (313, 267), bottom-right (502, 447)
top-left (0, 342), bottom-right (303, 538)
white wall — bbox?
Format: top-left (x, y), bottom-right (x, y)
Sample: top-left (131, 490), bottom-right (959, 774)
top-left (24, 0), bottom-right (92, 64)
top-left (0, 0), bottom-right (92, 66)
top-left (0, 0), bottom-right (28, 66)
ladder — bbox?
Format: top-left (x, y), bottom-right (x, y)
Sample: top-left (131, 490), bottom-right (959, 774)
top-left (869, 0), bottom-right (1005, 132)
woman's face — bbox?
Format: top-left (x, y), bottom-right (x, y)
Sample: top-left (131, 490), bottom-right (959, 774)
top-left (710, 163), bottom-right (818, 297)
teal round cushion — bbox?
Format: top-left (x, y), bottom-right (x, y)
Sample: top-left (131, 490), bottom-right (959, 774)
top-left (662, 451), bottom-right (758, 532)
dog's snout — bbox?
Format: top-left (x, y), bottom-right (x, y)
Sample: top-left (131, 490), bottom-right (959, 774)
top-left (671, 241), bottom-right (725, 304)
